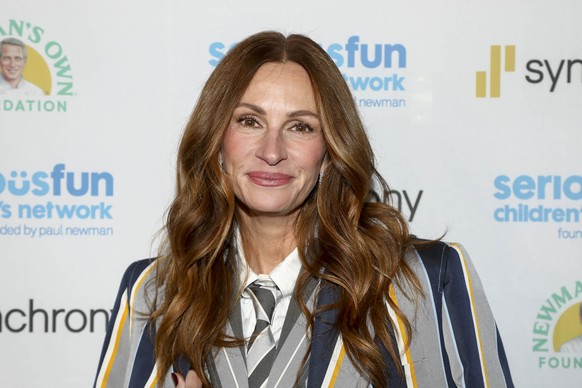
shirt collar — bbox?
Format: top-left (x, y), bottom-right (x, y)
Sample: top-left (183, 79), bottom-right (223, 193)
top-left (236, 230), bottom-right (302, 299)
top-left (0, 76), bottom-right (23, 89)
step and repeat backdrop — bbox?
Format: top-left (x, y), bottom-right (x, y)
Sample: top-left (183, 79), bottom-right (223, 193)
top-left (1, 1), bottom-right (580, 386)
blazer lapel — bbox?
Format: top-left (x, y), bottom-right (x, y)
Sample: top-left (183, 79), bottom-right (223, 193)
top-left (267, 277), bottom-right (318, 388)
top-left (207, 300), bottom-right (249, 388)
top-left (307, 283), bottom-right (341, 388)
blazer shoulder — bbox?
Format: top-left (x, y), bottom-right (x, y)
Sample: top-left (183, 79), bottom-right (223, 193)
top-left (413, 240), bottom-right (466, 266)
top-left (118, 258), bottom-right (159, 300)
top-left (409, 240), bottom-right (471, 293)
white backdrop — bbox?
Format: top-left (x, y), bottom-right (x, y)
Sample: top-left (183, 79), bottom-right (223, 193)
top-left (1, 1), bottom-right (581, 386)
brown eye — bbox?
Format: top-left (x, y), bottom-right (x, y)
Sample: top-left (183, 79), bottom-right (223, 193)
top-left (291, 122), bottom-right (315, 133)
top-left (237, 116), bottom-right (259, 127)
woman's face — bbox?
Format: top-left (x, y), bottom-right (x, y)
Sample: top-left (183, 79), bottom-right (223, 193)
top-left (222, 61), bottom-right (326, 218)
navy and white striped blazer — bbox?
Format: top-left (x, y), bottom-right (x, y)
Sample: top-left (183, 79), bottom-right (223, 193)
top-left (94, 241), bottom-right (514, 387)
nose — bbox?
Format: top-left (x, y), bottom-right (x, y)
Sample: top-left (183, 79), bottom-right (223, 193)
top-left (255, 130), bottom-right (287, 165)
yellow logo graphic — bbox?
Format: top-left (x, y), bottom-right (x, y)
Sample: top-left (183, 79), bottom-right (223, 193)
top-left (554, 302), bottom-right (582, 352)
top-left (476, 45), bottom-right (515, 98)
top-left (22, 44), bottom-right (52, 95)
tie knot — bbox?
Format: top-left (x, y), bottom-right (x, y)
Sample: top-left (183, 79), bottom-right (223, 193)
top-left (247, 278), bottom-right (279, 322)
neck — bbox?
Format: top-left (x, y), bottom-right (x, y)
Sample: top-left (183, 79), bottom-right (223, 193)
top-left (5, 76), bottom-right (22, 88)
top-left (238, 210), bottom-right (297, 274)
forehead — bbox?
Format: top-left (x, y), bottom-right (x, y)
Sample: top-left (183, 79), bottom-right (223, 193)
top-left (2, 44), bottom-right (24, 56)
top-left (241, 61), bottom-right (317, 109)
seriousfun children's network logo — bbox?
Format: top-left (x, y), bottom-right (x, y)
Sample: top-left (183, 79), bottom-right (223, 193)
top-left (208, 35), bottom-right (408, 110)
top-left (532, 281), bottom-right (582, 370)
top-left (0, 164), bottom-right (115, 239)
top-left (493, 174), bottom-right (582, 240)
top-left (0, 19), bottom-right (74, 113)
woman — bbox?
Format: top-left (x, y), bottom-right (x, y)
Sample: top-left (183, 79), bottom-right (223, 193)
top-left (94, 31), bottom-right (513, 388)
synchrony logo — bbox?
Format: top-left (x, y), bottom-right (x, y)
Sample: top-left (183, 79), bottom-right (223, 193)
top-left (475, 44), bottom-right (582, 97)
top-left (0, 298), bottom-right (110, 333)
top-left (0, 164), bottom-right (115, 238)
top-left (532, 281), bottom-right (582, 370)
top-left (493, 175), bottom-right (582, 239)
top-left (0, 19), bottom-right (74, 113)
top-left (525, 58), bottom-right (582, 92)
top-left (208, 35), bottom-right (408, 110)
top-left (475, 45), bottom-right (516, 98)
top-left (368, 188), bottom-right (423, 222)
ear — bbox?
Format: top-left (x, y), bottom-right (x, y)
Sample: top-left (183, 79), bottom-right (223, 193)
top-left (218, 151), bottom-right (224, 170)
top-left (319, 154), bottom-right (329, 175)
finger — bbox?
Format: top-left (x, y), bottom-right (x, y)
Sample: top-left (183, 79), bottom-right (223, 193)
top-left (172, 372), bottom-right (185, 387)
top-left (184, 370), bottom-right (203, 388)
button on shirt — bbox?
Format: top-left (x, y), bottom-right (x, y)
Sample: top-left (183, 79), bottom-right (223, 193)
top-left (238, 246), bottom-right (302, 345)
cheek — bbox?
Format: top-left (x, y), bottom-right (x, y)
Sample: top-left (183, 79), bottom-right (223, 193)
top-left (302, 143), bottom-right (326, 172)
top-left (221, 131), bottom-right (241, 165)
top-left (222, 134), bottom-right (256, 176)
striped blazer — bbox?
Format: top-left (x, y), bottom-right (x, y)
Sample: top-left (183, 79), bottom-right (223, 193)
top-left (94, 241), bottom-right (514, 387)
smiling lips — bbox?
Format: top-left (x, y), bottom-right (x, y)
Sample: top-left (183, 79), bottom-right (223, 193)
top-left (248, 171), bottom-right (293, 187)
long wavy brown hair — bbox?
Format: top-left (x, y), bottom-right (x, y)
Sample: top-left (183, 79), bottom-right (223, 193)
top-left (151, 31), bottom-right (421, 387)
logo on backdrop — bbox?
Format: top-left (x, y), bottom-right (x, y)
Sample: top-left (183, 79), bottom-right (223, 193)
top-left (208, 35), bottom-right (408, 110)
top-left (532, 281), bottom-right (582, 369)
top-left (0, 164), bottom-right (114, 238)
top-left (475, 44), bottom-right (582, 97)
top-left (525, 57), bottom-right (582, 92)
top-left (493, 174), bottom-right (582, 239)
top-left (368, 188), bottom-right (423, 222)
top-left (475, 45), bottom-right (516, 98)
top-left (0, 298), bottom-right (109, 334)
top-left (0, 19), bottom-right (74, 113)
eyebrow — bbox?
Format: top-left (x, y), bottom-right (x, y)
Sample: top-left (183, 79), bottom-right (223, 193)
top-left (236, 102), bottom-right (320, 120)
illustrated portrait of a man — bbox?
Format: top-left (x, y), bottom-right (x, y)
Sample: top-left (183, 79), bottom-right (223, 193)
top-left (0, 37), bottom-right (45, 95)
top-left (560, 302), bottom-right (582, 352)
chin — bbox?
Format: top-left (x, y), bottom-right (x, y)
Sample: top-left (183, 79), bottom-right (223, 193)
top-left (249, 204), bottom-right (293, 215)
top-left (241, 197), bottom-right (298, 216)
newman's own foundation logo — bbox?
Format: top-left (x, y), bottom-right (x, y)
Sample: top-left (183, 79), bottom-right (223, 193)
top-left (532, 281), bottom-right (582, 369)
top-left (0, 19), bottom-right (74, 112)
top-left (475, 45), bottom-right (516, 98)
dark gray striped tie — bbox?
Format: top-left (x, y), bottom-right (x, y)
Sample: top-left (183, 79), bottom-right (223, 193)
top-left (246, 278), bottom-right (280, 388)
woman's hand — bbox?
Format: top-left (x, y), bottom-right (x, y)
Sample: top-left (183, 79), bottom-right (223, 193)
top-left (171, 370), bottom-right (202, 388)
